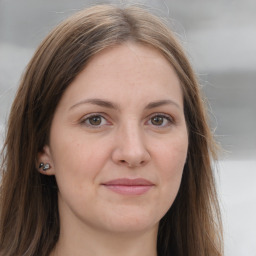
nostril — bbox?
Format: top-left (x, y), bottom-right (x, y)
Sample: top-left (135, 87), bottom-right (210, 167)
top-left (119, 159), bottom-right (146, 168)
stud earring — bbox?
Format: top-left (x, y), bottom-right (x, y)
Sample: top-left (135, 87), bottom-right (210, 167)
top-left (39, 162), bottom-right (51, 171)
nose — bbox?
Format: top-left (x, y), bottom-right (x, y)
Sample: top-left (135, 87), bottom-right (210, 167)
top-left (111, 123), bottom-right (151, 168)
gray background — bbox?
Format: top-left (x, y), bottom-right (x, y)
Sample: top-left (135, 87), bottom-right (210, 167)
top-left (0, 0), bottom-right (256, 255)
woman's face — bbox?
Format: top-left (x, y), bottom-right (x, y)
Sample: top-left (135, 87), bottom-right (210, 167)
top-left (40, 43), bottom-right (188, 234)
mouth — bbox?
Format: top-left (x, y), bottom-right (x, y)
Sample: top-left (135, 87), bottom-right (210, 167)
top-left (101, 178), bottom-right (154, 195)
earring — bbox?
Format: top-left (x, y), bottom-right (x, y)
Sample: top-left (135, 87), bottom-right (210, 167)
top-left (39, 162), bottom-right (51, 171)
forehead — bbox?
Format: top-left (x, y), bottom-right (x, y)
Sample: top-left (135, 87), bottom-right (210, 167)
top-left (58, 42), bottom-right (183, 110)
top-left (86, 42), bottom-right (174, 76)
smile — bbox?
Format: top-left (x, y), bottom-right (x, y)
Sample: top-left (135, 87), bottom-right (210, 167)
top-left (102, 178), bottom-right (155, 195)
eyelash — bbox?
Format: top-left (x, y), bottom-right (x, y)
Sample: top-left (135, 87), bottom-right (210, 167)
top-left (80, 113), bottom-right (110, 128)
top-left (80, 113), bottom-right (174, 128)
top-left (146, 113), bottom-right (174, 128)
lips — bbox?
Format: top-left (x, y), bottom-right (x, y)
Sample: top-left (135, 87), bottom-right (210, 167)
top-left (102, 178), bottom-right (154, 195)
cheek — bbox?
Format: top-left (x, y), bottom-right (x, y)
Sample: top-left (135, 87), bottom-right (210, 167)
top-left (155, 132), bottom-right (188, 172)
top-left (154, 135), bottom-right (188, 202)
top-left (50, 135), bottom-right (106, 210)
top-left (50, 131), bottom-right (112, 186)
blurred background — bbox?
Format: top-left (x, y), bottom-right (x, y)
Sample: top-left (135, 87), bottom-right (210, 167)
top-left (0, 0), bottom-right (255, 255)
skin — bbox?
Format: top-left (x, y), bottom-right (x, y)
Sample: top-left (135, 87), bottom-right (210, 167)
top-left (39, 43), bottom-right (188, 256)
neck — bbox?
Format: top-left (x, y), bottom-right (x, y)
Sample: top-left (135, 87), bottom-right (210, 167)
top-left (51, 207), bottom-right (159, 256)
top-left (51, 195), bottom-right (159, 256)
top-left (52, 225), bottom-right (158, 256)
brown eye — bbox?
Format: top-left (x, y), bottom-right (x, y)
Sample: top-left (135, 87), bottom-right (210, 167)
top-left (151, 116), bottom-right (164, 126)
top-left (83, 115), bottom-right (108, 127)
top-left (147, 114), bottom-right (173, 127)
top-left (88, 116), bottom-right (102, 126)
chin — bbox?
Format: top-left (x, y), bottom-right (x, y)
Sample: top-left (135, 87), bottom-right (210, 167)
top-left (98, 209), bottom-right (160, 234)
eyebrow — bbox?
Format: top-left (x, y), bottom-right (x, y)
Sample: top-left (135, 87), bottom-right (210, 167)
top-left (69, 98), bottom-right (119, 111)
top-left (69, 98), bottom-right (181, 111)
top-left (145, 99), bottom-right (181, 110)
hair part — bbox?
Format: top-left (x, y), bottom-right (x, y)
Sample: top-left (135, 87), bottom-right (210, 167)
top-left (0, 4), bottom-right (223, 256)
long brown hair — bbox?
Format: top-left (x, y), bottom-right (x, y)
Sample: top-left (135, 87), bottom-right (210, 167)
top-left (0, 5), bottom-right (223, 256)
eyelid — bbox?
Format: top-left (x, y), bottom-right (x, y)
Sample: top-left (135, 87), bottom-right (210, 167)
top-left (145, 112), bottom-right (175, 127)
top-left (80, 112), bottom-right (112, 128)
top-left (79, 112), bottom-right (174, 128)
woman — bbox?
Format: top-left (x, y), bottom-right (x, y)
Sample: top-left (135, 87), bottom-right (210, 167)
top-left (0, 4), bottom-right (223, 256)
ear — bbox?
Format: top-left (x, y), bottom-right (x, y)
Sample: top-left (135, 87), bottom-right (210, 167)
top-left (37, 145), bottom-right (55, 176)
